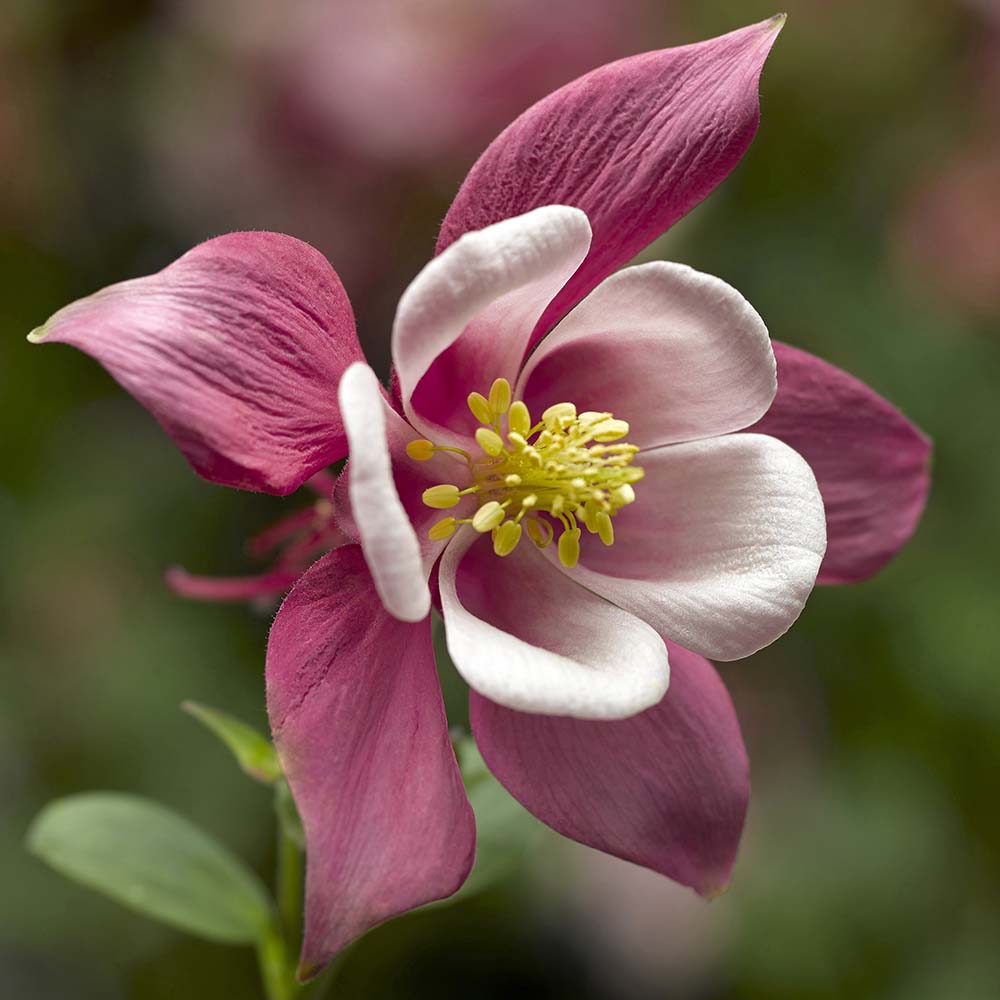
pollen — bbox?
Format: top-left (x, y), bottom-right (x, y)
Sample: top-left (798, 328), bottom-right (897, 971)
top-left (409, 378), bottom-right (643, 564)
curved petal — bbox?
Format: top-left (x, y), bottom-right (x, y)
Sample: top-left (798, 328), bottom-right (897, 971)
top-left (394, 206), bottom-right (591, 443)
top-left (438, 529), bottom-right (669, 720)
top-left (266, 546), bottom-right (475, 975)
top-left (518, 262), bottom-right (775, 448)
top-left (557, 433), bottom-right (826, 661)
top-left (29, 233), bottom-right (364, 494)
top-left (750, 343), bottom-right (931, 584)
top-left (471, 641), bottom-right (748, 896)
top-left (438, 17), bottom-right (785, 346)
top-left (339, 363), bottom-right (429, 622)
top-left (334, 364), bottom-right (476, 580)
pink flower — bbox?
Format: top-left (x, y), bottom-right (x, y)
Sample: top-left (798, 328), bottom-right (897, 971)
top-left (28, 17), bottom-right (930, 977)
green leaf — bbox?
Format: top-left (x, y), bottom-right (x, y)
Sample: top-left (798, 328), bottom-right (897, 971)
top-left (182, 700), bottom-right (281, 784)
top-left (26, 793), bottom-right (273, 944)
top-left (452, 737), bottom-right (544, 899)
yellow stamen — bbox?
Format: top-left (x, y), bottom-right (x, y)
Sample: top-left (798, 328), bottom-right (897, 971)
top-left (410, 381), bottom-right (643, 562)
top-left (558, 528), bottom-right (581, 568)
top-left (406, 439), bottom-right (436, 461)
top-left (472, 501), bottom-right (505, 533)
top-left (475, 427), bottom-right (504, 457)
top-left (542, 402), bottom-right (577, 432)
top-left (612, 483), bottom-right (636, 505)
top-left (493, 520), bottom-right (522, 556)
top-left (525, 516), bottom-right (553, 548)
top-left (488, 377), bottom-right (511, 415)
top-left (428, 517), bottom-right (458, 540)
top-left (422, 484), bottom-right (463, 509)
top-left (593, 418), bottom-right (630, 442)
top-left (508, 400), bottom-right (531, 437)
top-left (467, 392), bottom-right (493, 425)
top-left (596, 511), bottom-right (614, 546)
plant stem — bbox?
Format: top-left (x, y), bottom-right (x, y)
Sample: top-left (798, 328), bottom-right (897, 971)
top-left (256, 922), bottom-right (294, 1000)
top-left (255, 780), bottom-right (342, 999)
top-left (276, 801), bottom-right (304, 957)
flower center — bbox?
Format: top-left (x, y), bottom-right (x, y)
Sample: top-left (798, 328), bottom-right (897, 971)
top-left (407, 378), bottom-right (643, 567)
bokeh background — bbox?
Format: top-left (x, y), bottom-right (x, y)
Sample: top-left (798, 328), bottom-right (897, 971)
top-left (2, 1), bottom-right (999, 997)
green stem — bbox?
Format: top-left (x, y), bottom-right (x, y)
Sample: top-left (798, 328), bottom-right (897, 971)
top-left (256, 779), bottom-right (343, 1000)
top-left (276, 803), bottom-right (304, 957)
top-left (256, 922), bottom-right (294, 1000)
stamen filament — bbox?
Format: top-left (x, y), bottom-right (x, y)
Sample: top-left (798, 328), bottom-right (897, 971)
top-left (410, 381), bottom-right (642, 564)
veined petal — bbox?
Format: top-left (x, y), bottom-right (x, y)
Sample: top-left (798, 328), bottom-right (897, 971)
top-left (558, 433), bottom-right (827, 661)
top-left (339, 363), bottom-right (430, 622)
top-left (750, 343), bottom-right (931, 584)
top-left (518, 262), bottom-right (775, 448)
top-left (29, 233), bottom-right (364, 494)
top-left (394, 206), bottom-right (591, 443)
top-left (470, 641), bottom-right (748, 896)
top-left (438, 17), bottom-right (784, 344)
top-left (266, 546), bottom-right (475, 974)
top-left (439, 529), bottom-right (669, 720)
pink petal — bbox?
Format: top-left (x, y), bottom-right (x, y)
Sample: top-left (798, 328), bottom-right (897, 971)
top-left (339, 363), bottom-right (430, 622)
top-left (438, 17), bottom-right (785, 344)
top-left (557, 433), bottom-right (826, 661)
top-left (750, 343), bottom-right (931, 584)
top-left (470, 640), bottom-right (748, 897)
top-left (439, 529), bottom-right (669, 719)
top-left (394, 206), bottom-right (591, 444)
top-left (518, 261), bottom-right (775, 448)
top-left (266, 545), bottom-right (475, 974)
top-left (29, 233), bottom-right (364, 494)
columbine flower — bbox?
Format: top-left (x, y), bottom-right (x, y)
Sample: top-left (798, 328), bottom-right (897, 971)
top-left (29, 16), bottom-right (931, 977)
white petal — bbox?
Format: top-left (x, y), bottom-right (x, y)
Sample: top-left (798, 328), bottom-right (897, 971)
top-left (554, 433), bottom-right (827, 661)
top-left (439, 529), bottom-right (669, 720)
top-left (338, 362), bottom-right (430, 622)
top-left (393, 206), bottom-right (591, 445)
top-left (518, 261), bottom-right (776, 448)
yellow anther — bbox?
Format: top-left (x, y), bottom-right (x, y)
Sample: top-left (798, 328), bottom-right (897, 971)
top-left (472, 501), bottom-right (505, 533)
top-left (596, 511), bottom-right (614, 546)
top-left (422, 484), bottom-right (462, 509)
top-left (406, 439), bottom-right (436, 461)
top-left (467, 392), bottom-right (493, 425)
top-left (525, 516), bottom-right (553, 548)
top-left (420, 380), bottom-right (641, 563)
top-left (508, 400), bottom-right (531, 436)
top-left (488, 377), bottom-right (511, 415)
top-left (558, 528), bottom-right (581, 568)
top-left (593, 418), bottom-right (630, 442)
top-left (612, 483), bottom-right (636, 505)
top-left (493, 520), bottom-right (522, 556)
top-left (428, 517), bottom-right (458, 540)
top-left (475, 426), bottom-right (505, 457)
top-left (542, 402), bottom-right (577, 431)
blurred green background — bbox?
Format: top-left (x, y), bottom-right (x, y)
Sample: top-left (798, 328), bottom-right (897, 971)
top-left (2, 0), bottom-right (999, 997)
